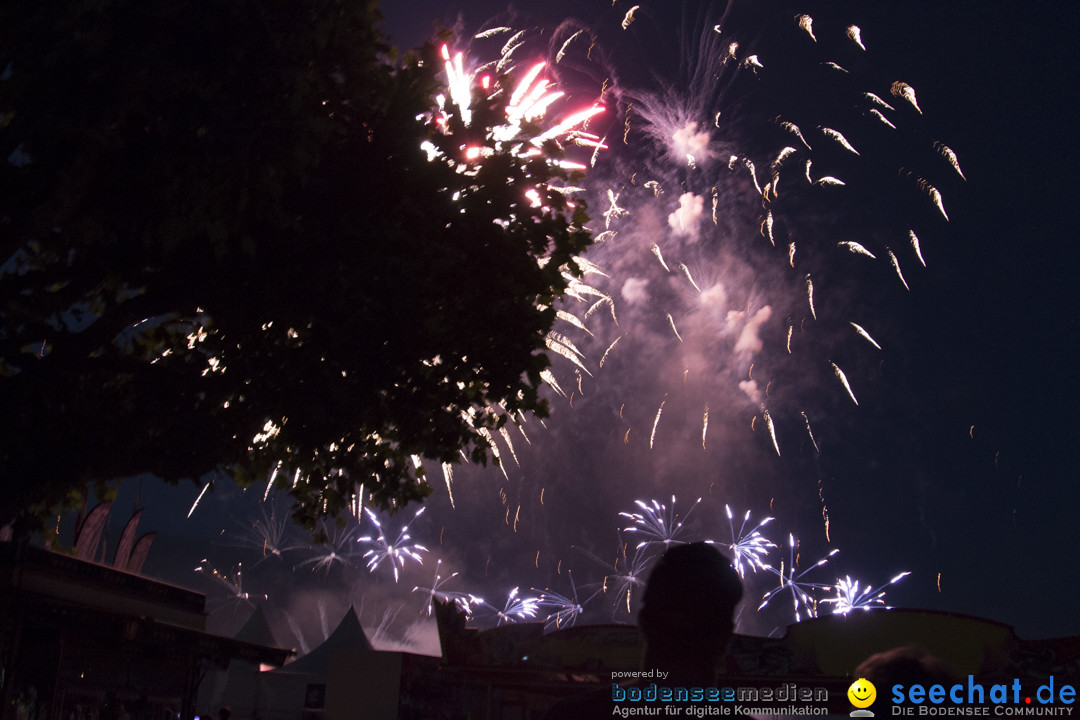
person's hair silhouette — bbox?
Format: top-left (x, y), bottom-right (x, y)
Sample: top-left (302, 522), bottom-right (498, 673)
top-left (855, 645), bottom-right (960, 693)
top-left (542, 542), bottom-right (744, 719)
top-left (638, 541), bottom-right (744, 686)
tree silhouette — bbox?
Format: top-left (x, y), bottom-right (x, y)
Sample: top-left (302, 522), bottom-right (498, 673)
top-left (0, 0), bottom-right (592, 531)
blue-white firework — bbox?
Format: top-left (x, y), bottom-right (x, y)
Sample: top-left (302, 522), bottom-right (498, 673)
top-left (297, 517), bottom-right (363, 575)
top-left (535, 571), bottom-right (598, 631)
top-left (713, 504), bottom-right (776, 578)
top-left (576, 534), bottom-right (655, 617)
top-left (758, 534), bottom-right (838, 623)
top-left (358, 507), bottom-right (429, 583)
top-left (822, 572), bottom-right (911, 615)
top-left (620, 495), bottom-right (702, 550)
top-left (412, 558), bottom-right (476, 616)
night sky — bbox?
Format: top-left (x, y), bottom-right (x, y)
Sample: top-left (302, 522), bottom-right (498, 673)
top-left (79, 0), bottom-right (1080, 650)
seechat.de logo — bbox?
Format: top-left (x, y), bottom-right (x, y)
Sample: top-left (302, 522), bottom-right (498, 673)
top-left (890, 676), bottom-right (1076, 716)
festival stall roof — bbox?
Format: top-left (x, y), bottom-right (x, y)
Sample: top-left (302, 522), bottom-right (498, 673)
top-left (0, 541), bottom-right (292, 720)
top-left (0, 537), bottom-right (206, 629)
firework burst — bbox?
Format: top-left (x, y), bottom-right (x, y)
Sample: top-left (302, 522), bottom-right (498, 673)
top-left (576, 535), bottom-right (655, 618)
top-left (412, 559), bottom-right (475, 616)
top-left (758, 534), bottom-right (838, 623)
top-left (822, 572), bottom-right (911, 615)
top-left (358, 507), bottom-right (429, 583)
top-left (193, 559), bottom-right (265, 610)
top-left (535, 571), bottom-right (598, 631)
top-left (177, 6), bottom-right (964, 643)
top-left (620, 495), bottom-right (702, 550)
top-left (227, 496), bottom-right (303, 566)
top-left (297, 517), bottom-right (363, 576)
top-left (479, 587), bottom-right (542, 626)
top-left (577, 3), bottom-right (962, 473)
top-left (711, 504), bottom-right (776, 578)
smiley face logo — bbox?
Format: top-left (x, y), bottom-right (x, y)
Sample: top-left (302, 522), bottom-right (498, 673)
top-left (848, 678), bottom-right (877, 709)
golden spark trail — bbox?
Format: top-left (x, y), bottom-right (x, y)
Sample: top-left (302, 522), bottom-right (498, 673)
top-left (666, 314), bottom-right (683, 342)
top-left (869, 108), bottom-right (896, 129)
top-left (918, 178), bottom-right (949, 221)
top-left (891, 81), bottom-right (922, 114)
top-left (650, 397), bottom-right (666, 450)
top-left (762, 211), bottom-right (775, 245)
top-left (934, 141), bottom-right (966, 180)
top-left (850, 322), bottom-right (883, 350)
top-left (540, 369), bottom-right (565, 397)
top-left (546, 332), bottom-right (592, 375)
top-left (838, 241), bottom-right (877, 259)
top-left (820, 127), bottom-right (859, 155)
top-left (772, 146), bottom-right (796, 180)
top-left (499, 426), bottom-right (520, 467)
top-left (831, 362), bottom-right (859, 405)
top-left (764, 409), bottom-right (780, 456)
top-left (651, 243), bottom-right (671, 272)
top-left (801, 411), bottom-right (820, 453)
top-left (500, 29), bottom-right (526, 56)
top-left (702, 404), bottom-right (709, 449)
top-left (806, 275), bottom-right (817, 320)
top-left (556, 309), bottom-right (591, 335)
top-left (847, 25), bottom-right (866, 51)
top-left (864, 92), bottom-right (895, 111)
top-left (187, 481), bottom-right (211, 518)
top-left (780, 121), bottom-right (812, 150)
top-left (887, 249), bottom-right (910, 290)
top-left (474, 27), bottom-right (511, 39)
top-left (264, 461), bottom-right (281, 501)
top-left (680, 264), bottom-right (703, 293)
top-left (909, 230), bottom-right (926, 266)
top-left (556, 29), bottom-right (585, 63)
top-left (731, 156), bottom-right (762, 194)
top-left (600, 336), bottom-right (622, 367)
top-left (442, 463), bottom-right (455, 509)
top-left (603, 188), bottom-right (629, 228)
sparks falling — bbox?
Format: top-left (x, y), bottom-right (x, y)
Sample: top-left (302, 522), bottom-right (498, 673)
top-left (358, 507), bottom-right (429, 583)
top-left (620, 496), bottom-right (702, 550)
top-left (718, 505), bottom-right (776, 578)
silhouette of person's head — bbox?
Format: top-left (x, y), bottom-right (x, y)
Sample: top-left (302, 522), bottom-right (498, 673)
top-left (855, 646), bottom-right (959, 692)
top-left (638, 542), bottom-right (743, 685)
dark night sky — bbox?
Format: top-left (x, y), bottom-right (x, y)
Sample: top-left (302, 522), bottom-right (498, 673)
top-left (91, 0), bottom-right (1080, 647)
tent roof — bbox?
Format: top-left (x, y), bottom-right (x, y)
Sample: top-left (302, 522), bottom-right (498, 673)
top-left (235, 604), bottom-right (280, 649)
top-left (273, 605), bottom-right (373, 676)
